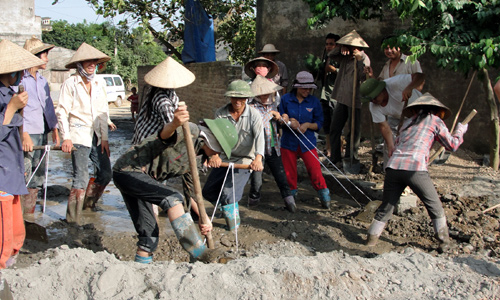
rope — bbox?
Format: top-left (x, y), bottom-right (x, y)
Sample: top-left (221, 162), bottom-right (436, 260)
top-left (25, 145), bottom-right (51, 214)
top-left (208, 162), bottom-right (239, 254)
top-left (282, 122), bottom-right (372, 207)
top-left (43, 145), bottom-right (50, 213)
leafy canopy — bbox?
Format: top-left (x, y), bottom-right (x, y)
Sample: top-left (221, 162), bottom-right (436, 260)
top-left (302, 0), bottom-right (500, 76)
top-left (43, 20), bottom-right (166, 85)
top-left (52, 0), bottom-right (256, 65)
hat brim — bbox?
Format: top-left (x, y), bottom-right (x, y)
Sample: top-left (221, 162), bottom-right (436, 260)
top-left (203, 119), bottom-right (237, 159)
top-left (31, 44), bottom-right (55, 55)
top-left (293, 83), bottom-right (317, 89)
top-left (0, 40), bottom-right (46, 74)
top-left (403, 93), bottom-right (452, 120)
top-left (244, 57), bottom-right (279, 79)
top-left (361, 81), bottom-right (386, 104)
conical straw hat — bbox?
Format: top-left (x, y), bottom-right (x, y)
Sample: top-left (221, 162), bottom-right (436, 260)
top-left (251, 75), bottom-right (282, 96)
top-left (65, 42), bottom-right (111, 69)
top-left (337, 30), bottom-right (369, 48)
top-left (144, 57), bottom-right (195, 89)
top-left (0, 39), bottom-right (45, 75)
top-left (403, 93), bottom-right (451, 120)
top-left (24, 35), bottom-right (54, 55)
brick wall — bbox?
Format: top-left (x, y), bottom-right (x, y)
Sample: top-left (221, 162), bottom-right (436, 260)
top-left (137, 61), bottom-right (242, 123)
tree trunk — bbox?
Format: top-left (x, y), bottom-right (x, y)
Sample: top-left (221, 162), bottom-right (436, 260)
top-left (480, 69), bottom-right (500, 170)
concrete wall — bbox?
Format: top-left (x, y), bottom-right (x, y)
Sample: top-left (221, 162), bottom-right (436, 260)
top-left (257, 0), bottom-right (498, 153)
top-left (137, 61), bottom-right (242, 123)
top-left (0, 0), bottom-right (41, 45)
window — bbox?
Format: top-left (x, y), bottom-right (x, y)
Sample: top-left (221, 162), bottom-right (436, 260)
top-left (113, 77), bottom-right (123, 86)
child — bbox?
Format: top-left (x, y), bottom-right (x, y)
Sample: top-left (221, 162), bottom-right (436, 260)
top-left (366, 93), bottom-right (468, 250)
top-left (127, 87), bottom-right (139, 122)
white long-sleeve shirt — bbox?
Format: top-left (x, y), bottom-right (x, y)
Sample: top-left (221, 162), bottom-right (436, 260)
top-left (56, 74), bottom-right (109, 147)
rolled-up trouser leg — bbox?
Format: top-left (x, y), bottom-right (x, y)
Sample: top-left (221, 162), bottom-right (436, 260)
top-left (113, 171), bottom-right (184, 253)
top-left (89, 134), bottom-right (112, 187)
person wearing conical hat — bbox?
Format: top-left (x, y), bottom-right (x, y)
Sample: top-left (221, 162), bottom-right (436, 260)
top-left (245, 56), bottom-right (281, 105)
top-left (366, 93), bottom-right (468, 251)
top-left (132, 56), bottom-right (195, 144)
top-left (0, 39), bottom-right (45, 269)
top-left (19, 36), bottom-right (58, 215)
top-left (247, 75), bottom-right (296, 212)
top-left (360, 72), bottom-right (425, 169)
top-left (258, 44), bottom-right (289, 94)
top-left (55, 42), bottom-right (112, 224)
top-left (327, 30), bottom-right (371, 168)
top-left (280, 71), bottom-right (331, 209)
top-left (202, 80), bottom-right (265, 231)
top-left (113, 102), bottom-right (237, 263)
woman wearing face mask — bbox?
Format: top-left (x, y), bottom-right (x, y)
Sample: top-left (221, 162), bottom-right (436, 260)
top-left (56, 42), bottom-right (112, 224)
top-left (19, 36), bottom-right (59, 215)
top-left (0, 40), bottom-right (45, 269)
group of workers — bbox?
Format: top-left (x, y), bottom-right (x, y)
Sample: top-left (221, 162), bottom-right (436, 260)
top-left (0, 28), bottom-right (472, 268)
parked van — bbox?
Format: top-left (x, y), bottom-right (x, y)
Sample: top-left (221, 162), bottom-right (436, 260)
top-left (96, 74), bottom-right (126, 107)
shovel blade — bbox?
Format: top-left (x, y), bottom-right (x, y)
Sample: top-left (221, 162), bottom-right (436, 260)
top-left (343, 158), bottom-right (361, 174)
top-left (355, 200), bottom-right (382, 223)
top-left (431, 151), bottom-right (451, 165)
top-left (24, 221), bottom-right (48, 243)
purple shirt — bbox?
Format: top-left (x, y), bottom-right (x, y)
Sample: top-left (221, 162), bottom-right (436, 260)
top-left (387, 114), bottom-right (464, 171)
top-left (0, 83), bottom-right (28, 195)
top-left (19, 70), bottom-right (58, 134)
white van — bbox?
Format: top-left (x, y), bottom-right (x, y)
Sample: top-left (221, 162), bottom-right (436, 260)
top-left (96, 74), bottom-right (126, 107)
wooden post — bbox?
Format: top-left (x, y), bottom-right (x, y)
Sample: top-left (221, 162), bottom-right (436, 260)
top-left (179, 102), bottom-right (214, 249)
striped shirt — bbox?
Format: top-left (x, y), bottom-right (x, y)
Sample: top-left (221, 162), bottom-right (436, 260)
top-left (132, 88), bottom-right (179, 144)
top-left (249, 99), bottom-right (280, 156)
top-left (387, 114), bottom-right (465, 171)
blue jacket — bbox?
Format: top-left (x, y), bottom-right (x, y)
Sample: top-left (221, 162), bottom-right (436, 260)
top-left (279, 92), bottom-right (323, 153)
top-left (0, 83), bottom-right (28, 195)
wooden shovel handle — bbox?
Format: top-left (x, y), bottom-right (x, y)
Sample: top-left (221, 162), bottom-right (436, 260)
top-left (219, 162), bottom-right (251, 169)
top-left (32, 145), bottom-right (77, 151)
top-left (428, 109), bottom-right (477, 164)
top-left (179, 102), bottom-right (214, 248)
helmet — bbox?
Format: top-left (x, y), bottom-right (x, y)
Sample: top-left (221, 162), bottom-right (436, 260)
top-left (360, 78), bottom-right (386, 104)
top-left (224, 80), bottom-right (254, 98)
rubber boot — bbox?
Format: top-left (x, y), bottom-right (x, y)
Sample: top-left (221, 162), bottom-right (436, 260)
top-left (83, 178), bottom-right (106, 211)
top-left (283, 195), bottom-right (296, 213)
top-left (248, 196), bottom-right (260, 207)
top-left (221, 203), bottom-right (240, 232)
top-left (66, 188), bottom-right (85, 224)
top-left (171, 213), bottom-right (208, 260)
top-left (432, 217), bottom-right (451, 252)
top-left (318, 188), bottom-right (331, 209)
top-left (21, 188), bottom-right (38, 215)
top-left (366, 219), bottom-right (386, 246)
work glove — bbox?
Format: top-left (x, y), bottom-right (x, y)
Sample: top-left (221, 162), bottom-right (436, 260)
top-left (455, 122), bottom-right (468, 135)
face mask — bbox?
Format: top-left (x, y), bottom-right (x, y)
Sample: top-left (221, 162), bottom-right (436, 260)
top-left (10, 72), bottom-right (21, 86)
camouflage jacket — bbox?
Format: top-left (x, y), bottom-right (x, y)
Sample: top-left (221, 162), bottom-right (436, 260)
top-left (113, 123), bottom-right (203, 200)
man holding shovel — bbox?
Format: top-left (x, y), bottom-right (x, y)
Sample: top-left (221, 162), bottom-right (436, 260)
top-left (202, 80), bottom-right (265, 231)
top-left (360, 73), bottom-right (425, 168)
top-left (328, 30), bottom-right (370, 172)
top-left (113, 105), bottom-right (238, 263)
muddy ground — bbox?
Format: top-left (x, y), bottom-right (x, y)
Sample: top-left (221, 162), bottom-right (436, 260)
top-left (14, 104), bottom-right (500, 269)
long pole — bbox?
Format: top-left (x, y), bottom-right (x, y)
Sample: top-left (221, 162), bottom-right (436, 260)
top-left (178, 102), bottom-right (214, 249)
top-left (350, 58), bottom-right (357, 165)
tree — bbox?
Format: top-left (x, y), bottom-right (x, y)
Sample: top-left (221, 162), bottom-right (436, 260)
top-left (51, 0), bottom-right (256, 65)
top-left (303, 0), bottom-right (500, 170)
top-left (43, 20), bottom-right (166, 86)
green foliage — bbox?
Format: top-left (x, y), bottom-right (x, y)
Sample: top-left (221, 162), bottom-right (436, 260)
top-left (303, 53), bottom-right (322, 77)
top-left (43, 20), bottom-right (166, 85)
top-left (302, 0), bottom-right (500, 76)
top-left (52, 0), bottom-right (256, 65)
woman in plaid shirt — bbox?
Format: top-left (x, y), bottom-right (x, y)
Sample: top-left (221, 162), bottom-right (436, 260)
top-left (366, 93), bottom-right (468, 251)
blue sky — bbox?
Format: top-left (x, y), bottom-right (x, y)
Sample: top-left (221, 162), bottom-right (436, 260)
top-left (35, 0), bottom-right (115, 24)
